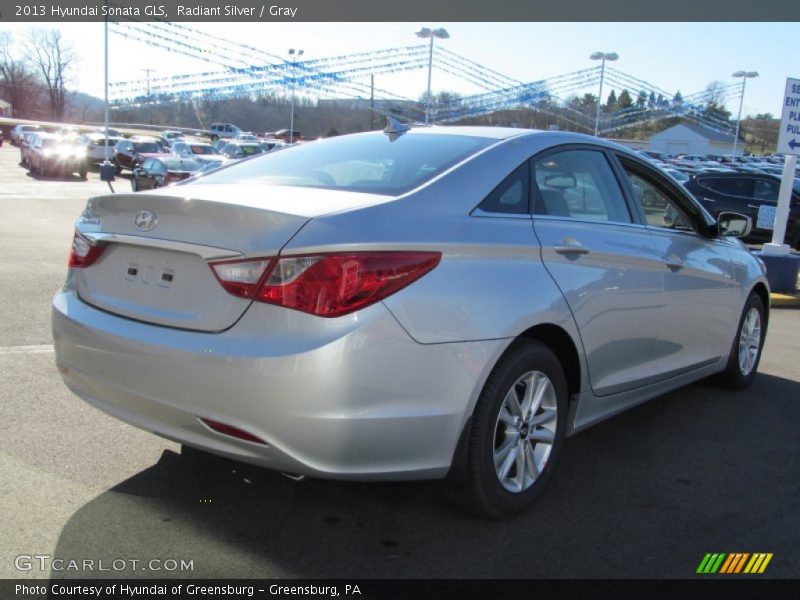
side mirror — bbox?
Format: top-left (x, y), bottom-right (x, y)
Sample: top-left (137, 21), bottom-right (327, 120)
top-left (716, 212), bottom-right (752, 238)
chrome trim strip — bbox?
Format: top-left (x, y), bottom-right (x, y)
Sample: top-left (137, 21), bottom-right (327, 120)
top-left (80, 232), bottom-right (243, 261)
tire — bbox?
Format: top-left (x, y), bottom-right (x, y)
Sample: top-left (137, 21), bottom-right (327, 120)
top-left (445, 340), bottom-right (568, 519)
top-left (79, 164), bottom-right (88, 179)
top-left (114, 160), bottom-right (122, 175)
top-left (715, 293), bottom-right (765, 390)
top-left (131, 177), bottom-right (138, 192)
top-left (210, 134), bottom-right (218, 142)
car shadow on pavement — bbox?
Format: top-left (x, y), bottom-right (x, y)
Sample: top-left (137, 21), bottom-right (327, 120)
top-left (24, 171), bottom-right (87, 183)
top-left (49, 373), bottom-right (800, 579)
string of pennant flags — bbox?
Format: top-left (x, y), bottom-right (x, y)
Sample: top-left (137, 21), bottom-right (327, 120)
top-left (107, 21), bottom-right (745, 136)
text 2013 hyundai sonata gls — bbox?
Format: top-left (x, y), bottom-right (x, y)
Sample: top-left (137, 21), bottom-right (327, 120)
top-left (52, 126), bottom-right (769, 518)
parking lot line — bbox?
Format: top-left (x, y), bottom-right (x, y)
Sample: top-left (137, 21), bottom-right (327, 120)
top-left (0, 344), bottom-right (54, 355)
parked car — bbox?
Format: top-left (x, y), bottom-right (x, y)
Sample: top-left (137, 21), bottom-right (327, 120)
top-left (80, 135), bottom-right (123, 163)
top-left (684, 172), bottom-right (800, 249)
top-left (19, 132), bottom-right (40, 167)
top-left (52, 128), bottom-right (769, 518)
top-left (28, 134), bottom-right (88, 178)
top-left (10, 124), bottom-right (43, 145)
top-left (208, 123), bottom-right (242, 141)
top-left (113, 138), bottom-right (167, 173)
top-left (131, 157), bottom-right (203, 191)
top-left (170, 141), bottom-right (226, 167)
top-left (160, 130), bottom-right (186, 148)
top-left (661, 167), bottom-right (690, 183)
top-left (233, 132), bottom-right (259, 143)
top-left (220, 141), bottom-right (265, 159)
top-left (260, 138), bottom-right (287, 152)
top-left (91, 127), bottom-right (122, 138)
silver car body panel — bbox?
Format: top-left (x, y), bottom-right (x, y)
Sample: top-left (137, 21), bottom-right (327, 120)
top-left (53, 128), bottom-right (769, 480)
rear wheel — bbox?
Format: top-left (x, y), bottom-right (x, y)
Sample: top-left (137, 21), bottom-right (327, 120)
top-left (715, 293), bottom-right (765, 390)
top-left (114, 160), bottom-right (122, 175)
top-left (131, 177), bottom-right (138, 192)
top-left (446, 340), bottom-right (567, 519)
top-left (79, 165), bottom-right (88, 180)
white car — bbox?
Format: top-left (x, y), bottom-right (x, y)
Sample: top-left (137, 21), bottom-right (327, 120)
top-left (11, 124), bottom-right (44, 145)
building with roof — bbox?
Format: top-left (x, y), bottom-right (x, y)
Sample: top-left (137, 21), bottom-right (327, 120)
top-left (0, 98), bottom-right (11, 117)
top-left (649, 123), bottom-right (740, 156)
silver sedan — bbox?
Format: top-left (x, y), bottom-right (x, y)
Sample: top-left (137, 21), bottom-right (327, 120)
top-left (52, 127), bottom-right (769, 518)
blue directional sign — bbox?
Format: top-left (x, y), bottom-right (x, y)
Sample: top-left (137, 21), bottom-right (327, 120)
top-left (777, 77), bottom-right (800, 155)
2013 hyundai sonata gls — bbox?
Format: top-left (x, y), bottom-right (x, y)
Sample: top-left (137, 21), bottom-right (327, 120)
top-left (53, 126), bottom-right (769, 518)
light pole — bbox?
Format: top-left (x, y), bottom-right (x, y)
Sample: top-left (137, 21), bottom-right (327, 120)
top-left (288, 48), bottom-right (304, 144)
top-left (415, 27), bottom-right (449, 125)
top-left (732, 70), bottom-right (758, 156)
top-left (589, 51), bottom-right (618, 137)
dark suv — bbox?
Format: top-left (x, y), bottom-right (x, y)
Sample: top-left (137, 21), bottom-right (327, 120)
top-left (113, 138), bottom-right (167, 173)
top-left (684, 172), bottom-right (800, 249)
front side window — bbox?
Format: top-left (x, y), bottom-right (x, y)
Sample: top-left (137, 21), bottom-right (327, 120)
top-left (752, 179), bottom-right (779, 201)
top-left (624, 168), bottom-right (696, 233)
top-left (697, 177), bottom-right (750, 198)
top-left (532, 149), bottom-right (631, 223)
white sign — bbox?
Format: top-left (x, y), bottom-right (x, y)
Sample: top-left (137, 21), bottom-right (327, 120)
top-left (756, 204), bottom-right (776, 230)
top-left (776, 77), bottom-right (800, 155)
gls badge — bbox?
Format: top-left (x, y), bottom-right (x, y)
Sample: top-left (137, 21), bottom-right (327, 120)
top-left (134, 210), bottom-right (157, 232)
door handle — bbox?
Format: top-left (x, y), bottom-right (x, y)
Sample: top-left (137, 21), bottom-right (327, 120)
top-left (746, 204), bottom-right (761, 209)
top-left (554, 239), bottom-right (590, 255)
top-left (665, 254), bottom-right (685, 270)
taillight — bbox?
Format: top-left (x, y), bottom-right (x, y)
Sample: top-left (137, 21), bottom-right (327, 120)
top-left (209, 252), bottom-right (441, 317)
top-left (68, 231), bottom-right (105, 268)
top-left (209, 258), bottom-right (273, 299)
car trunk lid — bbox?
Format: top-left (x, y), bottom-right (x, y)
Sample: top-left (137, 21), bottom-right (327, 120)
top-left (72, 185), bottom-right (390, 332)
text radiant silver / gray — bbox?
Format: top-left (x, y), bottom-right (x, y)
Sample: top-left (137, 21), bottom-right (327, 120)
top-left (52, 127), bottom-right (769, 517)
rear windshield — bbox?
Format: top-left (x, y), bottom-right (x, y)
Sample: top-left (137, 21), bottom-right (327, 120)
top-left (133, 142), bottom-right (163, 153)
top-left (162, 158), bottom-right (201, 171)
top-left (200, 133), bottom-right (494, 195)
top-left (189, 145), bottom-right (218, 155)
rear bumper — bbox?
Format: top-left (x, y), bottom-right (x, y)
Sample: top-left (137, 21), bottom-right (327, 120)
top-left (52, 287), bottom-right (502, 481)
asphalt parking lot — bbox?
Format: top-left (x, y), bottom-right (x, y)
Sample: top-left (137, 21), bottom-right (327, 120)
top-left (0, 142), bottom-right (798, 580)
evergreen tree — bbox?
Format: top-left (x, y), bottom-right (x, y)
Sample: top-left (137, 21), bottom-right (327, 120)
top-left (617, 89), bottom-right (633, 111)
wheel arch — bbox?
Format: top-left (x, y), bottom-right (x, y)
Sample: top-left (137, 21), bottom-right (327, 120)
top-left (750, 281), bottom-right (770, 329)
top-left (518, 323), bottom-right (582, 401)
top-left (447, 322), bottom-right (583, 482)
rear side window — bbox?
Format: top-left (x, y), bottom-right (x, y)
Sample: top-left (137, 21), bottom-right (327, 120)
top-left (199, 133), bottom-right (494, 196)
top-left (531, 149), bottom-right (631, 223)
top-left (477, 163), bottom-right (529, 214)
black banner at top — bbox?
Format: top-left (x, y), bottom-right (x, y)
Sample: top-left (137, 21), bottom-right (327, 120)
top-left (0, 0), bottom-right (799, 22)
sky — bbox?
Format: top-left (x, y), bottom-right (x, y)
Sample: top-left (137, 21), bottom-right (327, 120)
top-left (1, 21), bottom-right (797, 118)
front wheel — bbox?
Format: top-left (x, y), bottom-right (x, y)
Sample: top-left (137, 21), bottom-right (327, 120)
top-left (715, 293), bottom-right (766, 390)
top-left (446, 340), bottom-right (568, 519)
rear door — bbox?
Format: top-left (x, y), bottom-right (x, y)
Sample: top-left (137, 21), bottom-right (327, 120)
top-left (531, 146), bottom-right (665, 396)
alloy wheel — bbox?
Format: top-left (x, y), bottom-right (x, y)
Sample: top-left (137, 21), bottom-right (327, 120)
top-left (738, 307), bottom-right (761, 376)
top-left (493, 370), bottom-right (558, 493)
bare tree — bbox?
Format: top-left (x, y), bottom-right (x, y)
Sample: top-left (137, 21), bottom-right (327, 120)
top-left (24, 29), bottom-right (76, 121)
top-left (0, 32), bottom-right (38, 117)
